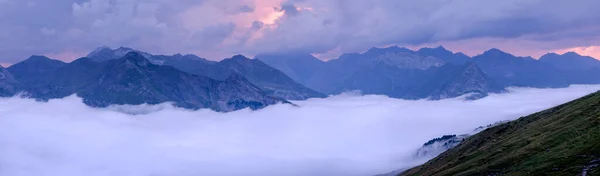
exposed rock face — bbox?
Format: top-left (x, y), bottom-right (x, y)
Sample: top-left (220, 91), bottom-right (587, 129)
top-left (9, 52), bottom-right (289, 112)
top-left (372, 50), bottom-right (445, 70)
top-left (0, 66), bottom-right (19, 97)
top-left (87, 46), bottom-right (153, 62)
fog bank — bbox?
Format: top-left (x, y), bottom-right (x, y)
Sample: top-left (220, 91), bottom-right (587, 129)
top-left (0, 85), bottom-right (598, 176)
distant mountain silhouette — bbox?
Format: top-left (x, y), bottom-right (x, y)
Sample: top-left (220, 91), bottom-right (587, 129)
top-left (7, 55), bottom-right (66, 87)
top-left (259, 46), bottom-right (600, 99)
top-left (472, 48), bottom-right (573, 88)
top-left (539, 52), bottom-right (600, 70)
top-left (5, 45), bottom-right (600, 109)
top-left (7, 52), bottom-right (289, 112)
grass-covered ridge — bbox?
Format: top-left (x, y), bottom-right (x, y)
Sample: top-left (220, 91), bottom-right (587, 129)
top-left (401, 91), bottom-right (600, 176)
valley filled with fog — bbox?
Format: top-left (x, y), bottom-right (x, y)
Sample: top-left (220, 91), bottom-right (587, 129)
top-left (1, 85), bottom-right (599, 176)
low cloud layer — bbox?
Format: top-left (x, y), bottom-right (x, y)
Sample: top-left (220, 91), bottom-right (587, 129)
top-left (0, 85), bottom-right (599, 176)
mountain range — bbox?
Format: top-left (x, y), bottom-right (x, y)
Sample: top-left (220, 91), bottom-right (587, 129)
top-left (1, 46), bottom-right (600, 111)
top-left (86, 47), bottom-right (326, 100)
top-left (258, 46), bottom-right (600, 99)
top-left (5, 53), bottom-right (289, 112)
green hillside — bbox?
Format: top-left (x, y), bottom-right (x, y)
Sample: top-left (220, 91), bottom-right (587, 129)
top-left (401, 91), bottom-right (600, 176)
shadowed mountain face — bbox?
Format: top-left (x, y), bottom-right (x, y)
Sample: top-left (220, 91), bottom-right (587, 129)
top-left (400, 91), bottom-right (600, 176)
top-left (423, 62), bottom-right (505, 100)
top-left (473, 48), bottom-right (570, 88)
top-left (8, 52), bottom-right (289, 112)
top-left (473, 49), bottom-right (600, 88)
top-left (7, 55), bottom-right (66, 87)
top-left (87, 47), bottom-right (325, 100)
top-left (0, 66), bottom-right (19, 97)
top-left (539, 52), bottom-right (600, 70)
top-left (256, 53), bottom-right (325, 83)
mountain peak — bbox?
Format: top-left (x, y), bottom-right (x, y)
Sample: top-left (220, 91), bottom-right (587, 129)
top-left (14, 55), bottom-right (66, 67)
top-left (229, 54), bottom-right (252, 61)
top-left (483, 48), bottom-right (507, 55)
top-left (563, 51), bottom-right (582, 57)
top-left (478, 48), bottom-right (515, 59)
top-left (429, 62), bottom-right (504, 100)
top-left (366, 46), bottom-right (414, 55)
top-left (418, 46), bottom-right (452, 54)
top-left (87, 46), bottom-right (151, 62)
top-left (540, 52), bottom-right (560, 58)
top-left (539, 51), bottom-right (600, 70)
top-left (116, 46), bottom-right (134, 50)
top-left (25, 55), bottom-right (54, 62)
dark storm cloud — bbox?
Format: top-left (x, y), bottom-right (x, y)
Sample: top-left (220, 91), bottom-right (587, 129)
top-left (1, 0), bottom-right (600, 63)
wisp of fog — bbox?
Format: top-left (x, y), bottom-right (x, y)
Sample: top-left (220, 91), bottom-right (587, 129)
top-left (0, 85), bottom-right (599, 176)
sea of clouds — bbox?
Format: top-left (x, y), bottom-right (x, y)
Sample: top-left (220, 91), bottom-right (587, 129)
top-left (0, 85), bottom-right (599, 176)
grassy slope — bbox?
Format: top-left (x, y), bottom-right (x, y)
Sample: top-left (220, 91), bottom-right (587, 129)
top-left (401, 91), bottom-right (600, 176)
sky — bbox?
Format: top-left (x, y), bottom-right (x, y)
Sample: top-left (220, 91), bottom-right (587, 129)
top-left (1, 85), bottom-right (599, 176)
top-left (1, 0), bottom-right (600, 64)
